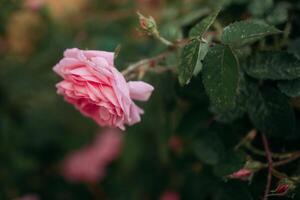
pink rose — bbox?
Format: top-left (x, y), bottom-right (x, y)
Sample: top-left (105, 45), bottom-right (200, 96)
top-left (61, 147), bottom-right (106, 183)
top-left (61, 129), bottom-right (123, 183)
top-left (160, 191), bottom-right (180, 200)
top-left (53, 48), bottom-right (154, 130)
top-left (93, 129), bottom-right (124, 163)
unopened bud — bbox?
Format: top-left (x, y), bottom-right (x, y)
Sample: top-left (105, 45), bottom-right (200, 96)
top-left (270, 179), bottom-right (296, 196)
top-left (275, 184), bottom-right (289, 194)
top-left (228, 160), bottom-right (263, 181)
top-left (228, 168), bottom-right (253, 181)
top-left (137, 12), bottom-right (158, 35)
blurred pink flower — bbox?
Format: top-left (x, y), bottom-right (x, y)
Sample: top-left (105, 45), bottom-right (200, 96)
top-left (53, 48), bottom-right (154, 130)
top-left (160, 191), bottom-right (180, 200)
top-left (24, 0), bottom-right (45, 11)
top-left (14, 194), bottom-right (39, 200)
top-left (61, 129), bottom-right (123, 183)
top-left (168, 136), bottom-right (183, 153)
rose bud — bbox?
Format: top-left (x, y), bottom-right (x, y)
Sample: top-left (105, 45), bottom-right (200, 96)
top-left (53, 48), bottom-right (154, 130)
top-left (228, 160), bottom-right (263, 181)
top-left (137, 12), bottom-right (158, 35)
top-left (275, 184), bottom-right (289, 194)
top-left (228, 168), bottom-right (253, 181)
top-left (269, 178), bottom-right (296, 197)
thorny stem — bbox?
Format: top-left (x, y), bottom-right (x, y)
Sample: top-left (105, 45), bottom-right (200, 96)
top-left (121, 50), bottom-right (173, 77)
top-left (245, 143), bottom-right (297, 160)
top-left (271, 169), bottom-right (289, 180)
top-left (271, 169), bottom-right (300, 184)
top-left (121, 39), bottom-right (190, 79)
top-left (236, 129), bottom-right (299, 160)
top-left (236, 133), bottom-right (298, 198)
top-left (272, 153), bottom-right (300, 168)
top-left (258, 152), bottom-right (300, 169)
top-left (262, 133), bottom-right (273, 200)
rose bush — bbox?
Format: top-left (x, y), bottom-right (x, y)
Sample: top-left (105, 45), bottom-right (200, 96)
top-left (2, 0), bottom-right (300, 199)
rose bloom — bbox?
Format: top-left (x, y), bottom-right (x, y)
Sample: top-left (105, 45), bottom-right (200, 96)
top-left (160, 191), bottom-right (180, 200)
top-left (62, 129), bottom-right (123, 183)
top-left (54, 48), bottom-right (154, 130)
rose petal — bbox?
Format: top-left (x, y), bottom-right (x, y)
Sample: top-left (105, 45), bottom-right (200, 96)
top-left (128, 81), bottom-right (154, 101)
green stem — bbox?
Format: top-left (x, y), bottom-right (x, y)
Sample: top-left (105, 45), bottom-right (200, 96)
top-left (245, 143), bottom-right (297, 160)
top-left (272, 169), bottom-right (289, 179)
top-left (213, 21), bottom-right (223, 34)
top-left (153, 32), bottom-right (174, 46)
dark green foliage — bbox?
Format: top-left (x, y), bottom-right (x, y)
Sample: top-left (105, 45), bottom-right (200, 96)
top-left (210, 72), bottom-right (248, 123)
top-left (289, 38), bottom-right (300, 59)
top-left (221, 20), bottom-right (281, 47)
top-left (188, 8), bottom-right (221, 38)
top-left (278, 79), bottom-right (300, 97)
top-left (246, 86), bottom-right (296, 137)
top-left (193, 132), bottom-right (225, 165)
top-left (178, 39), bottom-right (201, 85)
top-left (245, 51), bottom-right (300, 80)
top-left (213, 150), bottom-right (245, 177)
top-left (202, 44), bottom-right (239, 111)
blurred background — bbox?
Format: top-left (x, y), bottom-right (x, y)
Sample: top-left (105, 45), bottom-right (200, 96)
top-left (0, 1), bottom-right (202, 199)
top-left (1, 0), bottom-right (300, 200)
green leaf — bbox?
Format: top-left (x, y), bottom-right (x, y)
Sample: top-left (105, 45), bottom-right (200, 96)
top-left (288, 38), bottom-right (300, 59)
top-left (211, 73), bottom-right (248, 123)
top-left (189, 8), bottom-right (221, 38)
top-left (248, 0), bottom-right (274, 17)
top-left (212, 102), bottom-right (245, 123)
top-left (178, 39), bottom-right (201, 85)
top-left (266, 2), bottom-right (289, 25)
top-left (221, 20), bottom-right (281, 47)
top-left (245, 51), bottom-right (300, 80)
top-left (202, 44), bottom-right (239, 111)
top-left (278, 79), bottom-right (300, 97)
top-left (247, 85), bottom-right (296, 137)
top-left (193, 132), bottom-right (225, 165)
top-left (193, 42), bottom-right (209, 76)
top-left (213, 150), bottom-right (246, 177)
